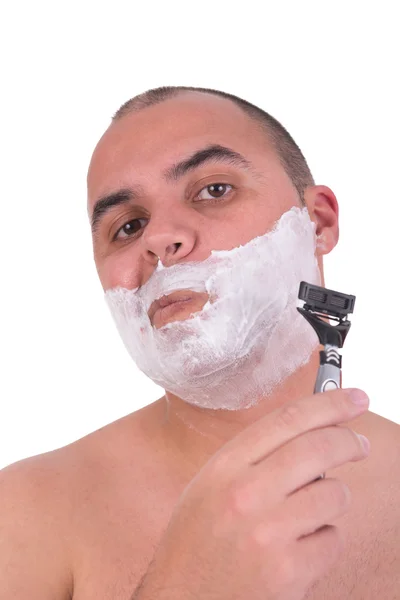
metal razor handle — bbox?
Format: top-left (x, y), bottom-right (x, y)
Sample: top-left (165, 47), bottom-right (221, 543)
top-left (314, 362), bottom-right (341, 394)
top-left (314, 348), bottom-right (341, 480)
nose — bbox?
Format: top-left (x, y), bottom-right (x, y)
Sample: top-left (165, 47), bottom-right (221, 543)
top-left (140, 207), bottom-right (197, 267)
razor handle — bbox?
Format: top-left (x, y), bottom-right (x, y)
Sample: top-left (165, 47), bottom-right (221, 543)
top-left (314, 345), bottom-right (341, 394)
top-left (297, 282), bottom-right (356, 482)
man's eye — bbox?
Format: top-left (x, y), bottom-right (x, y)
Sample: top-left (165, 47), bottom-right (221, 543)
top-left (113, 218), bottom-right (147, 241)
top-left (197, 183), bottom-right (233, 201)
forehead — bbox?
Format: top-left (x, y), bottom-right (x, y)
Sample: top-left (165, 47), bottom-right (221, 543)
top-left (87, 93), bottom-right (276, 210)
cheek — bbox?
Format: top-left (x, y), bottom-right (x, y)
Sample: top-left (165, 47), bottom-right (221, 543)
top-left (218, 200), bottom-right (282, 246)
top-left (228, 184), bottom-right (297, 243)
top-left (96, 251), bottom-right (140, 291)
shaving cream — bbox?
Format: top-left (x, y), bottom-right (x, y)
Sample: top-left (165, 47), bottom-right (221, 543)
top-left (105, 206), bottom-right (321, 410)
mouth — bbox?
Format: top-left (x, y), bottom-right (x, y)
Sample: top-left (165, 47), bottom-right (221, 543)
top-left (148, 290), bottom-right (200, 324)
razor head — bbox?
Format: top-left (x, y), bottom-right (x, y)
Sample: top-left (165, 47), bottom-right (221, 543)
top-left (298, 282), bottom-right (356, 320)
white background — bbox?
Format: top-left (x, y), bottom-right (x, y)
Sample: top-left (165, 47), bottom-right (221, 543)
top-left (1, 2), bottom-right (398, 470)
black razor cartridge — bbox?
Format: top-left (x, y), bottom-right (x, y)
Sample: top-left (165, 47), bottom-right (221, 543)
top-left (297, 282), bottom-right (356, 352)
top-left (298, 281), bottom-right (355, 321)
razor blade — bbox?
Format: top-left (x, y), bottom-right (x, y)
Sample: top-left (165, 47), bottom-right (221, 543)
top-left (298, 281), bottom-right (355, 321)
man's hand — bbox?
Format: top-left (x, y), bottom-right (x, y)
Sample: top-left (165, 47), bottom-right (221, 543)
top-left (134, 388), bottom-right (370, 600)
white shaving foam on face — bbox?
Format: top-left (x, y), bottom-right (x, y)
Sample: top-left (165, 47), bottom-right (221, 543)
top-left (104, 206), bottom-right (321, 410)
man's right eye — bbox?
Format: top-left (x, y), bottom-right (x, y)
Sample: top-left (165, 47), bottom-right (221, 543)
top-left (113, 218), bottom-right (147, 241)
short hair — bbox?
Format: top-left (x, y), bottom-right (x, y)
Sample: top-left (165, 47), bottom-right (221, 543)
top-left (112, 86), bottom-right (315, 204)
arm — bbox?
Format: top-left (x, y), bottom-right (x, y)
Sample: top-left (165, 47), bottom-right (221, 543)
top-left (0, 457), bottom-right (74, 599)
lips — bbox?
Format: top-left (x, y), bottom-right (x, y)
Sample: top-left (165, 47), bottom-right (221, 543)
top-left (148, 290), bottom-right (197, 323)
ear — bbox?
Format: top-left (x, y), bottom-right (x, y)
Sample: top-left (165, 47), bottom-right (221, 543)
top-left (303, 185), bottom-right (339, 256)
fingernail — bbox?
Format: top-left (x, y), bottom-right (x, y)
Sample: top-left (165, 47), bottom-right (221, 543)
top-left (347, 389), bottom-right (370, 406)
top-left (358, 434), bottom-right (371, 453)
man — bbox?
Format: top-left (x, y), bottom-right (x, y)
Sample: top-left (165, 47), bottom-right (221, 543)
top-left (0, 86), bottom-right (399, 599)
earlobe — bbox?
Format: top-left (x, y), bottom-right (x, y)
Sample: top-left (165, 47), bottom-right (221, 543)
top-left (316, 232), bottom-right (332, 254)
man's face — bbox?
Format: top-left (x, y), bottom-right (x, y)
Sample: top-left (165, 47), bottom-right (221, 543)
top-left (87, 93), bottom-right (303, 293)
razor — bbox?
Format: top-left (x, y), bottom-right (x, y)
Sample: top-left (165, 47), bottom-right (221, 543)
top-left (297, 281), bottom-right (356, 480)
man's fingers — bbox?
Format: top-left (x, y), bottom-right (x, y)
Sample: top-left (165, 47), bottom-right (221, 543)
top-left (216, 388), bottom-right (369, 475)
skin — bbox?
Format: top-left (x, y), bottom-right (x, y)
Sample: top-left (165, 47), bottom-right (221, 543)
top-left (87, 91), bottom-right (342, 475)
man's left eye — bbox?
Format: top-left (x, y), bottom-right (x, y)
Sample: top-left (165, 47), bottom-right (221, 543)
top-left (197, 183), bottom-right (233, 200)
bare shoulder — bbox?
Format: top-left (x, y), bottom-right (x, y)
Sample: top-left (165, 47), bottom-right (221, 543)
top-left (0, 400), bottom-right (160, 600)
top-left (0, 449), bottom-right (75, 599)
top-left (305, 411), bottom-right (400, 599)
top-left (368, 412), bottom-right (400, 572)
top-left (351, 410), bottom-right (400, 540)
top-left (350, 411), bottom-right (400, 596)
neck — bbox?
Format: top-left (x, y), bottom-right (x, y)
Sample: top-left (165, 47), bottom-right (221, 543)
top-left (159, 345), bottom-right (322, 476)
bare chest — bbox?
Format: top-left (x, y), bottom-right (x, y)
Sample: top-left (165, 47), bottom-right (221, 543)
top-left (70, 489), bottom-right (169, 599)
top-left (69, 407), bottom-right (400, 600)
top-left (70, 478), bottom-right (399, 600)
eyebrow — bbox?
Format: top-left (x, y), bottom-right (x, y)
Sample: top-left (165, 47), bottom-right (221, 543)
top-left (163, 144), bottom-right (253, 181)
top-left (90, 144), bottom-right (253, 234)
